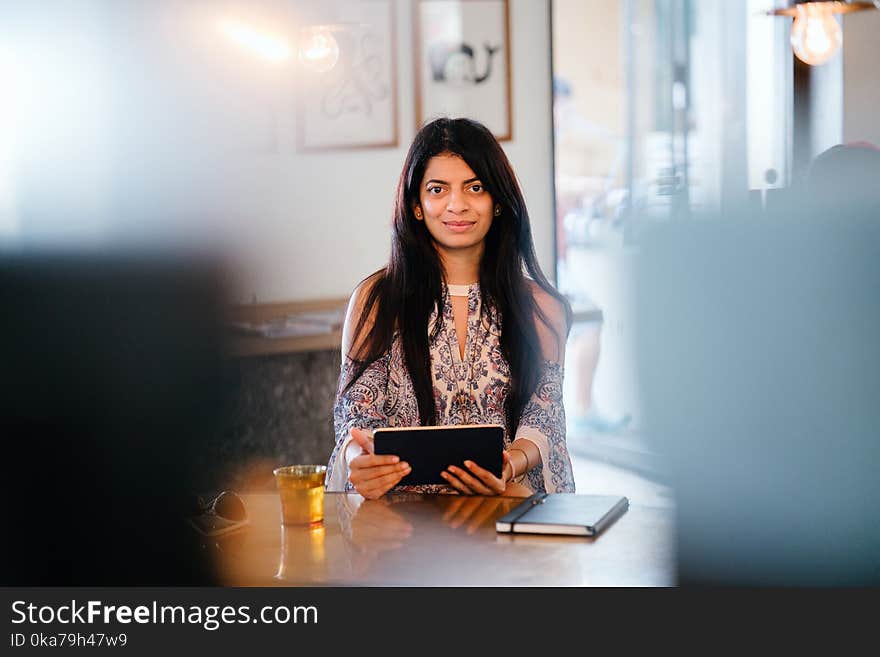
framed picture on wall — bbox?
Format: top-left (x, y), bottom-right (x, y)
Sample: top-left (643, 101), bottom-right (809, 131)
top-left (296, 0), bottom-right (398, 151)
top-left (414, 0), bottom-right (512, 141)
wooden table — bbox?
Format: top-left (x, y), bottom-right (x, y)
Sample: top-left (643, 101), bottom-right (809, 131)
top-left (211, 492), bottom-right (675, 586)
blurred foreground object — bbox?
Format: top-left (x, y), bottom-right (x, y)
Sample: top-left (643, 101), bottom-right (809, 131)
top-left (0, 251), bottom-right (227, 585)
top-left (636, 217), bottom-right (880, 585)
top-left (801, 142), bottom-right (880, 216)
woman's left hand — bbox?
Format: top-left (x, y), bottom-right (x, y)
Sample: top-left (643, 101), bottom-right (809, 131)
top-left (441, 452), bottom-right (512, 495)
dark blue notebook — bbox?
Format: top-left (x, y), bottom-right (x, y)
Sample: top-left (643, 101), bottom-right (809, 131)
top-left (496, 493), bottom-right (629, 536)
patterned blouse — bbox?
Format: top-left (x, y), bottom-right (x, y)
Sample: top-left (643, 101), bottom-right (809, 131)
top-left (325, 282), bottom-right (576, 494)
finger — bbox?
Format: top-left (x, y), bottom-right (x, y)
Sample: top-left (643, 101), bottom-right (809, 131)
top-left (441, 469), bottom-right (488, 499)
top-left (448, 465), bottom-right (495, 496)
top-left (440, 470), bottom-right (472, 496)
top-left (359, 468), bottom-right (407, 498)
top-left (463, 460), bottom-right (505, 494)
top-left (382, 507), bottom-right (412, 539)
top-left (359, 504), bottom-right (413, 537)
top-left (358, 465), bottom-right (411, 498)
top-left (441, 495), bottom-right (468, 523)
top-left (350, 427), bottom-right (375, 454)
top-left (466, 499), bottom-right (501, 534)
top-left (384, 521), bottom-right (413, 540)
top-left (449, 497), bottom-right (484, 529)
top-left (350, 453), bottom-right (400, 470)
top-left (349, 461), bottom-right (410, 485)
top-left (350, 457), bottom-right (404, 475)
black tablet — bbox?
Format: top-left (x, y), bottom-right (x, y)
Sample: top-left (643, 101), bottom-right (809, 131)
top-left (372, 424), bottom-right (505, 486)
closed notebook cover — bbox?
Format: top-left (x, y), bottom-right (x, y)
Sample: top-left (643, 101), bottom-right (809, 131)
top-left (496, 493), bottom-right (629, 536)
top-left (373, 424), bottom-right (504, 486)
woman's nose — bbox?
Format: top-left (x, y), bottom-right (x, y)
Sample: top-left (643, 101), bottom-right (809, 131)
top-left (446, 190), bottom-right (468, 213)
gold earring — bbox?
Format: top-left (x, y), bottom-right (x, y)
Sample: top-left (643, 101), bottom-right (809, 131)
top-left (414, 208), bottom-right (422, 219)
top-left (494, 206), bottom-right (501, 216)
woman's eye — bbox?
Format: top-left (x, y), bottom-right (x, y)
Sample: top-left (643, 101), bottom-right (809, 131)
top-left (469, 184), bottom-right (483, 193)
top-left (427, 186), bottom-right (443, 194)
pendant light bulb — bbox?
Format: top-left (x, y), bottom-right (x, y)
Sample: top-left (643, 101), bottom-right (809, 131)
top-left (299, 27), bottom-right (340, 73)
top-left (790, 2), bottom-right (843, 66)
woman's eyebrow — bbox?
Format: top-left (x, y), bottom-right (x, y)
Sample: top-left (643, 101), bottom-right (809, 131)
top-left (424, 177), bottom-right (481, 186)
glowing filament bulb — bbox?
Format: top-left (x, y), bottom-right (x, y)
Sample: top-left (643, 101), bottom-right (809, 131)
top-left (790, 2), bottom-right (843, 66)
top-left (298, 28), bottom-right (340, 73)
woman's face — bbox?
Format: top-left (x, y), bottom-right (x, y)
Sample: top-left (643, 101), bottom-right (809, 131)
top-left (415, 153), bottom-right (496, 257)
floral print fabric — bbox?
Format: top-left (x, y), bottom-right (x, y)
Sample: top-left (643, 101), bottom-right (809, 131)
top-left (325, 283), bottom-right (576, 494)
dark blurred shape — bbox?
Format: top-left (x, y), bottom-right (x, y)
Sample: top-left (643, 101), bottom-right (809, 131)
top-left (0, 251), bottom-right (227, 585)
top-left (763, 142), bottom-right (880, 225)
top-left (801, 142), bottom-right (880, 221)
top-left (635, 217), bottom-right (880, 585)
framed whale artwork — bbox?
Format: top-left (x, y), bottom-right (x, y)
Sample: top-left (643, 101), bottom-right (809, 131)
top-left (414, 0), bottom-right (512, 141)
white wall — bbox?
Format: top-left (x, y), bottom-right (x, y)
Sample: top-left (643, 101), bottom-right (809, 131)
top-left (1, 0), bottom-right (556, 304)
top-left (843, 10), bottom-right (880, 146)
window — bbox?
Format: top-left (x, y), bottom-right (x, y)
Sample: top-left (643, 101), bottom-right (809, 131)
top-left (552, 0), bottom-right (787, 480)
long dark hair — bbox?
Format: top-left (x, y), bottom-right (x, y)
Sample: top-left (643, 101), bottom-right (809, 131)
top-left (346, 117), bottom-right (571, 436)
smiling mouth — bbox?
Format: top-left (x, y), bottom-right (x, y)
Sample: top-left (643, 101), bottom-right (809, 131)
top-left (443, 221), bottom-right (476, 233)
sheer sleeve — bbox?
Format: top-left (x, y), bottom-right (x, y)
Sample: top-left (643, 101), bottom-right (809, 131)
top-left (515, 361), bottom-right (576, 493)
top-left (325, 354), bottom-right (391, 492)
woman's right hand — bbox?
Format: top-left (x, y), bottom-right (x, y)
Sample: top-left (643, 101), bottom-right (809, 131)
top-left (347, 428), bottom-right (411, 499)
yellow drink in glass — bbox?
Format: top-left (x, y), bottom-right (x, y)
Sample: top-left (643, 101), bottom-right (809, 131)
top-left (273, 465), bottom-right (327, 525)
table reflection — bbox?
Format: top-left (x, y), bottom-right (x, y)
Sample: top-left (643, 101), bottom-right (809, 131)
top-left (275, 523), bottom-right (327, 582)
top-left (332, 493), bottom-right (521, 578)
top-left (211, 492), bottom-right (674, 586)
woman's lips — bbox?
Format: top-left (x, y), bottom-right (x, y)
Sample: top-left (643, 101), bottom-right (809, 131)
top-left (444, 221), bottom-right (475, 233)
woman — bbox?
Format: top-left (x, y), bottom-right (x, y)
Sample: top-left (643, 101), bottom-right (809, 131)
top-left (325, 117), bottom-right (576, 499)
